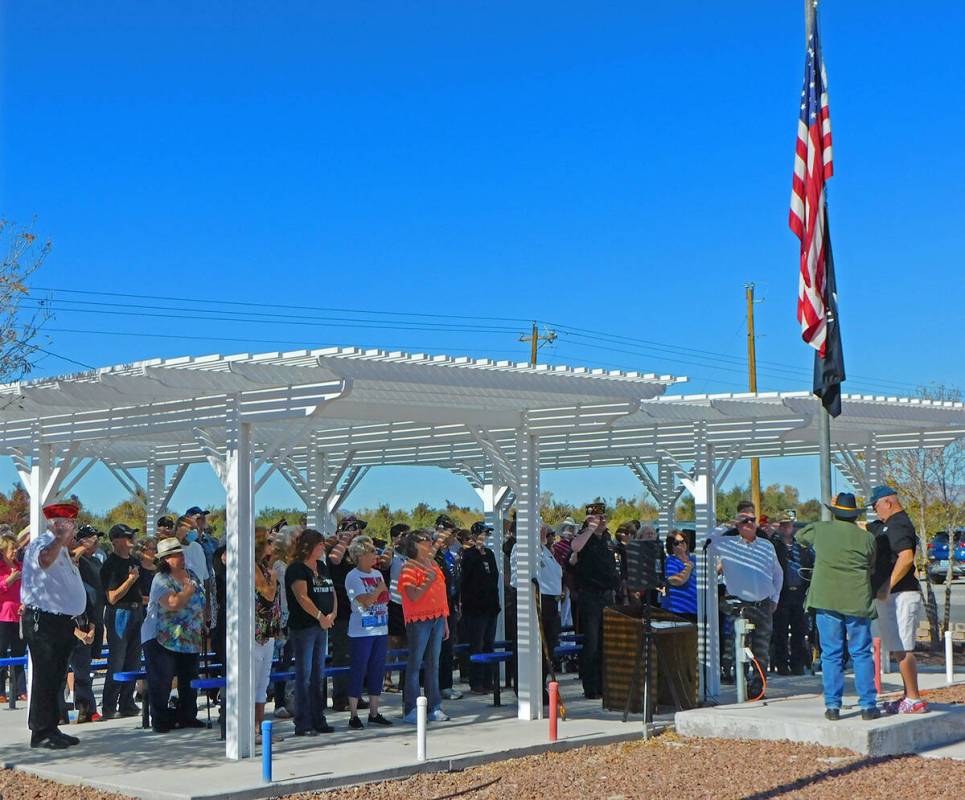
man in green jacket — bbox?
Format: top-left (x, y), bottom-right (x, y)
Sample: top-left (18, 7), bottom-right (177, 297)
top-left (796, 493), bottom-right (880, 721)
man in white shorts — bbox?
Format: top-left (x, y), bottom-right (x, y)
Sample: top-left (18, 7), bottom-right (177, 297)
top-left (868, 485), bottom-right (927, 714)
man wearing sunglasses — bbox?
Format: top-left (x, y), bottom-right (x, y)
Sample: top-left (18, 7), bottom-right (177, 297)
top-left (706, 503), bottom-right (783, 698)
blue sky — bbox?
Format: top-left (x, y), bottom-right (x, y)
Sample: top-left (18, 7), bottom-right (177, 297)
top-left (1, 2), bottom-right (962, 514)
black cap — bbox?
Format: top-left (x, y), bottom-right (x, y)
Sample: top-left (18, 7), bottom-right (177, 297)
top-left (338, 515), bottom-right (367, 532)
top-left (435, 514), bottom-right (456, 530)
top-left (109, 523), bottom-right (139, 540)
top-left (156, 516), bottom-right (175, 530)
top-left (185, 506), bottom-right (209, 516)
top-left (470, 520), bottom-right (493, 536)
top-left (76, 524), bottom-right (100, 541)
top-left (389, 523), bottom-right (411, 538)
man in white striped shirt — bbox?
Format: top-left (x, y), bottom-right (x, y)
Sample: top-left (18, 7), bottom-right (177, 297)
top-left (706, 503), bottom-right (783, 697)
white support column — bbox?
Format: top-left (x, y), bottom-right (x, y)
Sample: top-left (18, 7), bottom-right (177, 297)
top-left (687, 422), bottom-right (720, 703)
top-left (658, 457), bottom-right (676, 535)
top-left (145, 456), bottom-right (165, 538)
top-left (514, 423), bottom-right (541, 721)
top-left (306, 437), bottom-right (323, 530)
top-left (478, 479), bottom-right (513, 674)
top-left (27, 425), bottom-right (52, 542)
top-left (223, 397), bottom-right (255, 760)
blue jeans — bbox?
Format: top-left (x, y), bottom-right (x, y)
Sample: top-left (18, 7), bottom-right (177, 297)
top-left (814, 610), bottom-right (877, 710)
top-left (404, 616), bottom-right (444, 715)
top-left (289, 625), bottom-right (328, 733)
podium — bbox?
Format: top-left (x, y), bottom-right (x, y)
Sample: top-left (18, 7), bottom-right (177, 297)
top-left (602, 605), bottom-right (698, 715)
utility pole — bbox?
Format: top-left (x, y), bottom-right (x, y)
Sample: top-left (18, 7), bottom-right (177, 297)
top-left (745, 284), bottom-right (762, 515)
top-left (519, 322), bottom-right (557, 366)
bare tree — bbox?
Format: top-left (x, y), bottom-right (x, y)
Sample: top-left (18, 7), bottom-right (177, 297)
top-left (0, 219), bottom-right (52, 383)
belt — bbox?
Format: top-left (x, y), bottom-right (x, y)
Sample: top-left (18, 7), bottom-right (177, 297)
top-left (24, 606), bottom-right (74, 619)
top-left (111, 602), bottom-right (142, 610)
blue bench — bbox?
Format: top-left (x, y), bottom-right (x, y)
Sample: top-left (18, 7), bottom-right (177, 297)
top-left (113, 671), bottom-right (149, 729)
top-left (553, 643), bottom-right (582, 658)
top-left (189, 677), bottom-right (224, 738)
top-left (469, 652), bottom-right (514, 706)
top-left (0, 655), bottom-right (27, 709)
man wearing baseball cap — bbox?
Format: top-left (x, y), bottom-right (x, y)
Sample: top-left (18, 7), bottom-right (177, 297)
top-left (100, 524), bottom-right (144, 719)
top-left (20, 504), bottom-right (85, 748)
top-left (867, 485), bottom-right (927, 714)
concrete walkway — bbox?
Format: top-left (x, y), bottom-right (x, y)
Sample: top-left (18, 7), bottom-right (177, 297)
top-left (2, 669), bottom-right (960, 800)
top-left (0, 673), bottom-right (658, 800)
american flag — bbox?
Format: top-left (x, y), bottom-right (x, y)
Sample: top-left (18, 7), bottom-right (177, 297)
top-left (789, 18), bottom-right (833, 355)
top-left (790, 11), bottom-right (845, 417)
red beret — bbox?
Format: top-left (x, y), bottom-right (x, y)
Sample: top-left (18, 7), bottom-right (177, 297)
top-left (43, 503), bottom-right (79, 520)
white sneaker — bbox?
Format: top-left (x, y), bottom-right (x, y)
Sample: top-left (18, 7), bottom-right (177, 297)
top-left (273, 707), bottom-right (292, 719)
top-left (428, 708), bottom-right (450, 722)
top-left (441, 688), bottom-right (463, 700)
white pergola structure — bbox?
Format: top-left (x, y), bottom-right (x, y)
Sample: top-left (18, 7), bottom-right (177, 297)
top-left (2, 347), bottom-right (963, 759)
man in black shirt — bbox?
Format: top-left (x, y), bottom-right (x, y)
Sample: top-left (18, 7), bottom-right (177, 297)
top-left (461, 522), bottom-right (501, 693)
top-left (868, 486), bottom-right (927, 714)
top-left (61, 526), bottom-right (105, 723)
top-left (570, 513), bottom-right (618, 699)
top-left (99, 524), bottom-right (143, 718)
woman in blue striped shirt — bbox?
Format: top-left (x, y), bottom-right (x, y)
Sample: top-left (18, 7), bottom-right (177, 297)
top-left (663, 531), bottom-right (697, 622)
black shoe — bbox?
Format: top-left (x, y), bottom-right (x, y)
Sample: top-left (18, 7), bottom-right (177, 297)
top-left (152, 725), bottom-right (172, 734)
top-left (861, 707), bottom-right (882, 721)
top-left (31, 734), bottom-right (70, 750)
top-left (331, 701), bottom-right (349, 712)
top-left (119, 705), bottom-right (140, 718)
top-left (348, 715), bottom-right (364, 730)
top-left (104, 711), bottom-right (122, 720)
top-left (356, 699), bottom-right (370, 710)
top-left (368, 713), bottom-right (393, 726)
top-left (825, 708), bottom-right (840, 721)
top-left (293, 729), bottom-right (319, 737)
top-left (775, 665), bottom-right (791, 676)
top-left (314, 719), bottom-right (334, 734)
top-left (177, 718), bottom-right (207, 729)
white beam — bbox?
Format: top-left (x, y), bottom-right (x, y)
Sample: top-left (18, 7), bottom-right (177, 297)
top-left (691, 421), bottom-right (720, 703)
top-left (193, 427), bottom-right (227, 484)
top-left (514, 423), bottom-right (541, 721)
top-left (223, 397), bottom-right (255, 760)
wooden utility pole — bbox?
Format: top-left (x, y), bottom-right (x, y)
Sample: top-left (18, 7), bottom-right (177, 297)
top-left (519, 323), bottom-right (557, 366)
top-left (746, 284), bottom-right (762, 515)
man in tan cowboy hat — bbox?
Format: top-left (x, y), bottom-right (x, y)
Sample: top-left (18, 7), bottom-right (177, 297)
top-left (796, 492), bottom-right (879, 721)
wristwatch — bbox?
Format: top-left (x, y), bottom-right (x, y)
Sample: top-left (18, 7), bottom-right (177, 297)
top-left (315, 610), bottom-right (322, 620)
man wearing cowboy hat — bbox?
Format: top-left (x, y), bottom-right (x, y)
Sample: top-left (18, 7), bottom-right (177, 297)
top-left (796, 493), bottom-right (879, 721)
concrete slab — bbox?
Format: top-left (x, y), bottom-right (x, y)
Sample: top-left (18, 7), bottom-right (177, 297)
top-left (0, 673), bottom-right (660, 800)
top-left (675, 676), bottom-right (965, 757)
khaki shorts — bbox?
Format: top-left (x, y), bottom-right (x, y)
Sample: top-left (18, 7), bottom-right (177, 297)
top-left (875, 591), bottom-right (923, 653)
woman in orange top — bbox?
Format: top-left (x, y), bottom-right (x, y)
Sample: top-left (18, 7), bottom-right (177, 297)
top-left (397, 530), bottom-right (450, 724)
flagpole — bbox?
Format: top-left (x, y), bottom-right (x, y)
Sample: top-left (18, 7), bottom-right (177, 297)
top-left (804, 0), bottom-right (833, 521)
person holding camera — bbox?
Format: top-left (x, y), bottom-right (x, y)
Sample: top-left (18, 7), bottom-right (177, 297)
top-left (461, 521), bottom-right (501, 694)
top-left (570, 510), bottom-right (619, 700)
top-left (100, 523), bottom-right (144, 719)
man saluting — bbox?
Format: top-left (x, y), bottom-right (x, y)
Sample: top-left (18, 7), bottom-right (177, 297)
top-left (20, 504), bottom-right (87, 749)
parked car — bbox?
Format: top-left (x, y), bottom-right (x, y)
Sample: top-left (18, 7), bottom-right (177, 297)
top-left (926, 530), bottom-right (965, 583)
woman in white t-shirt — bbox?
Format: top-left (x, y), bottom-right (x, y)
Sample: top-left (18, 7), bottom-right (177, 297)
top-left (344, 536), bottom-right (393, 730)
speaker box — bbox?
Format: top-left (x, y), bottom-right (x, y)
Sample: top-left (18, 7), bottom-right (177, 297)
top-left (625, 539), bottom-right (660, 592)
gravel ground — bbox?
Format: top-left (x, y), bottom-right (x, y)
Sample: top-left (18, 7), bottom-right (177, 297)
top-left (291, 734), bottom-right (965, 800)
top-left (3, 701), bottom-right (964, 800)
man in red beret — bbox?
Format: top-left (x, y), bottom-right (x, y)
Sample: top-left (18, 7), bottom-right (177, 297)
top-left (20, 503), bottom-right (86, 749)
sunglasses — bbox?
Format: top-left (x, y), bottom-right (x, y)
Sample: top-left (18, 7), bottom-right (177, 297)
top-left (737, 516), bottom-right (757, 524)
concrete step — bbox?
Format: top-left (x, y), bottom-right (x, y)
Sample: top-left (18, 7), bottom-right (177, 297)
top-left (675, 696), bottom-right (965, 756)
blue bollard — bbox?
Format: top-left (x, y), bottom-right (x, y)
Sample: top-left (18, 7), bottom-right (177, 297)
top-left (262, 720), bottom-right (273, 782)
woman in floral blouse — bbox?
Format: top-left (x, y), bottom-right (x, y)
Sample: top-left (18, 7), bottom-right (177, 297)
top-left (254, 528), bottom-right (282, 742)
top-left (140, 537), bottom-right (206, 733)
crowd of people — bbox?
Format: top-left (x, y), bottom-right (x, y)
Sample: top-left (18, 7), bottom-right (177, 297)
top-left (3, 482), bottom-right (929, 750)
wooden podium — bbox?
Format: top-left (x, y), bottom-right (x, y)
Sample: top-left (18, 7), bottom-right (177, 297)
top-left (602, 604), bottom-right (698, 715)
